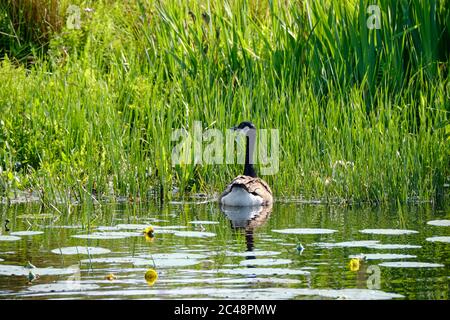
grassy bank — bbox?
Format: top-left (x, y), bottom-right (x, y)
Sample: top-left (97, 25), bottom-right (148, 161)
top-left (0, 0), bottom-right (449, 205)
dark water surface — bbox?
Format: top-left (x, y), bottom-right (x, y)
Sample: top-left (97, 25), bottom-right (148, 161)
top-left (0, 201), bottom-right (449, 300)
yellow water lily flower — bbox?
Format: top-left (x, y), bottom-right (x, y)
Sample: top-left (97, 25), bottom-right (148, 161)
top-left (349, 258), bottom-right (361, 271)
top-left (105, 273), bottom-right (117, 281)
top-left (144, 269), bottom-right (158, 286)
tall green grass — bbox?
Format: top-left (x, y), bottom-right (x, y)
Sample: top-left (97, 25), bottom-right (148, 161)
top-left (0, 0), bottom-right (448, 205)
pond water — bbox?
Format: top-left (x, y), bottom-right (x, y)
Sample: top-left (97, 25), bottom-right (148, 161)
top-left (0, 201), bottom-right (449, 300)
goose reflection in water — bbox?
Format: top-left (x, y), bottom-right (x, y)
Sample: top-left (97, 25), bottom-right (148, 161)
top-left (220, 204), bottom-right (272, 261)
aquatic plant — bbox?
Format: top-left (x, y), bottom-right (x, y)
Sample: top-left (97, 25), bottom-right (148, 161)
top-left (0, 0), bottom-right (448, 205)
top-left (144, 269), bottom-right (158, 286)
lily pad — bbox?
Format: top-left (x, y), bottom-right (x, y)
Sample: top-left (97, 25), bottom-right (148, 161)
top-left (0, 235), bottom-right (21, 242)
top-left (207, 288), bottom-right (300, 300)
top-left (96, 226), bottom-right (121, 231)
top-left (148, 229), bottom-right (177, 234)
top-left (0, 265), bottom-right (78, 276)
top-left (280, 288), bottom-right (398, 300)
top-left (292, 289), bottom-right (403, 300)
top-left (314, 240), bottom-right (421, 250)
top-left (217, 268), bottom-right (311, 276)
top-left (379, 261), bottom-right (444, 268)
top-left (224, 251), bottom-right (281, 257)
top-left (72, 232), bottom-right (141, 240)
top-left (359, 229), bottom-right (418, 235)
top-left (209, 288), bottom-right (403, 300)
top-left (426, 220), bottom-right (450, 227)
top-left (426, 236), bottom-right (450, 243)
top-left (140, 253), bottom-right (208, 260)
top-left (51, 246), bottom-right (111, 255)
top-left (115, 224), bottom-right (187, 232)
top-left (28, 282), bottom-right (100, 293)
top-left (173, 231), bottom-right (216, 238)
top-left (272, 228), bottom-right (337, 235)
top-left (115, 224), bottom-right (150, 230)
top-left (367, 244), bottom-right (422, 250)
top-left (189, 221), bottom-right (219, 225)
top-left (239, 259), bottom-right (292, 266)
top-left (10, 231), bottom-right (44, 236)
top-left (349, 253), bottom-right (416, 260)
top-left (133, 258), bottom-right (202, 268)
top-left (80, 257), bottom-right (147, 265)
top-left (313, 240), bottom-right (380, 248)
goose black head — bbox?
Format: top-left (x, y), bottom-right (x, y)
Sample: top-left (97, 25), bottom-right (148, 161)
top-left (232, 121), bottom-right (256, 134)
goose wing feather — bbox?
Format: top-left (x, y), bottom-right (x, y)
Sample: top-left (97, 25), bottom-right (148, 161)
top-left (220, 175), bottom-right (273, 204)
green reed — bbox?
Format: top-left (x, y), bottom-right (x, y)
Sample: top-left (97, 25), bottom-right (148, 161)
top-left (0, 0), bottom-right (448, 206)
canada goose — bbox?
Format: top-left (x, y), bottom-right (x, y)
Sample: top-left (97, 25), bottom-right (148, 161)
top-left (219, 121), bottom-right (273, 206)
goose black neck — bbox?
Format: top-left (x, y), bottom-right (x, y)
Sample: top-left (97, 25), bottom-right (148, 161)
top-left (244, 135), bottom-right (257, 177)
